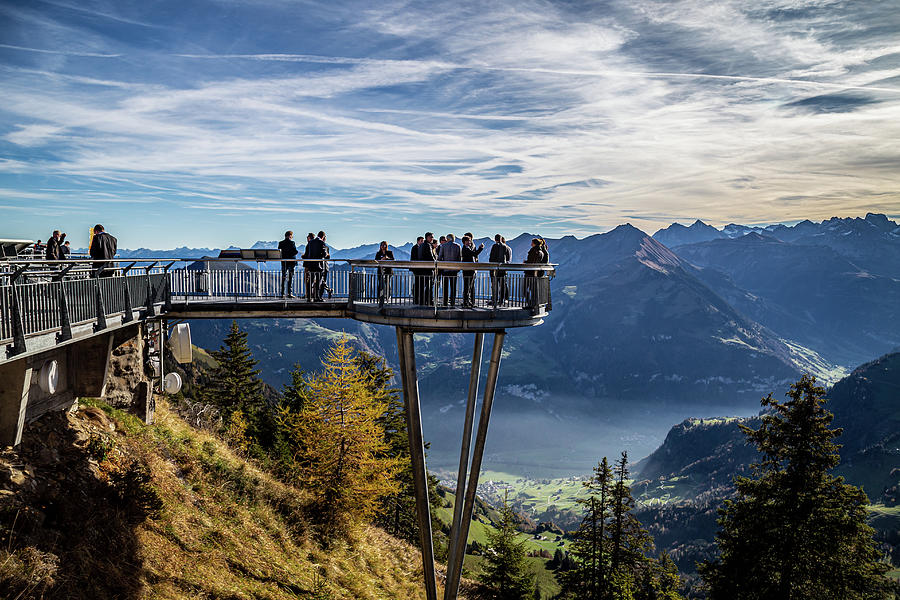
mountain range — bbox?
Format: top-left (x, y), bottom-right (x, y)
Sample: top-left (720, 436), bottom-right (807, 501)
top-left (143, 213), bottom-right (899, 474)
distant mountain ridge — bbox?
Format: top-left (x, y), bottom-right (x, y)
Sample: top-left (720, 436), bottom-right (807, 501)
top-left (634, 351), bottom-right (900, 504)
top-left (124, 213), bottom-right (897, 473)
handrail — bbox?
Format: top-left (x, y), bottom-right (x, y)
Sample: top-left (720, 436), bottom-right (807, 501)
top-left (1, 257), bottom-right (555, 355)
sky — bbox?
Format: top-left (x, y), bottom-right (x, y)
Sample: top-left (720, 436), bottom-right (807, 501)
top-left (1, 0), bottom-right (899, 250)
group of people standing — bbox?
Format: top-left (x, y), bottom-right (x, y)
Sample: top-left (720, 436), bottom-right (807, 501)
top-left (372, 232), bottom-right (548, 308)
top-left (40, 230), bottom-right (71, 260)
top-left (277, 230), bottom-right (331, 300)
top-left (37, 225), bottom-right (117, 278)
top-left (277, 229), bottom-right (550, 307)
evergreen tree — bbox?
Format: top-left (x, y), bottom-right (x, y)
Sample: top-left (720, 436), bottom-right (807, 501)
top-left (699, 374), bottom-right (897, 600)
top-left (610, 452), bottom-right (653, 577)
top-left (480, 497), bottom-right (535, 600)
top-left (562, 457), bottom-right (613, 599)
top-left (561, 454), bottom-right (682, 600)
top-left (278, 338), bottom-right (400, 539)
top-left (202, 321), bottom-right (267, 446)
top-left (280, 363), bottom-right (310, 412)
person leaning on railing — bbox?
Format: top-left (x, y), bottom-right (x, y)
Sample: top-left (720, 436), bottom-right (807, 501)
top-left (304, 230), bottom-right (328, 301)
top-left (524, 238), bottom-right (546, 306)
top-left (374, 241), bottom-right (394, 303)
top-left (89, 224), bottom-right (117, 277)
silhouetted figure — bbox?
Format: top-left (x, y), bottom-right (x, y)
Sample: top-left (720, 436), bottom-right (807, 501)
top-left (89, 224), bottom-right (117, 277)
top-left (278, 230), bottom-right (298, 297)
top-left (61, 241), bottom-right (71, 258)
top-left (301, 232), bottom-right (315, 300)
top-left (375, 241), bottom-right (394, 303)
top-left (45, 230), bottom-right (65, 260)
top-left (438, 233), bottom-right (461, 306)
top-left (461, 235), bottom-right (484, 307)
top-left (414, 232), bottom-right (437, 305)
top-left (318, 232), bottom-right (332, 299)
top-left (304, 230), bottom-right (328, 301)
top-left (524, 238), bottom-right (545, 306)
top-left (410, 236), bottom-right (424, 304)
top-left (489, 233), bottom-right (511, 305)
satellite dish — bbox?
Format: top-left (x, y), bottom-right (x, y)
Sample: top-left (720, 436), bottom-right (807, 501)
top-left (38, 360), bottom-right (59, 394)
top-left (163, 372), bottom-right (183, 395)
top-left (169, 323), bottom-right (192, 364)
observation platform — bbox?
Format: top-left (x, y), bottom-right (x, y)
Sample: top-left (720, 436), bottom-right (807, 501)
top-left (0, 255), bottom-right (554, 600)
top-left (1, 258), bottom-right (553, 362)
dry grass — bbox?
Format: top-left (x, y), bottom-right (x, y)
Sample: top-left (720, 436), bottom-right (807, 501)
top-left (2, 399), bottom-right (435, 600)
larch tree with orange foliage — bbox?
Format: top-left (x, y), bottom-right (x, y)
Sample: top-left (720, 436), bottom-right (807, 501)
top-left (278, 337), bottom-right (400, 539)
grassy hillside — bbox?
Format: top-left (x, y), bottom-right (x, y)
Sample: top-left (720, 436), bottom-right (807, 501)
top-left (0, 399), bottom-right (433, 599)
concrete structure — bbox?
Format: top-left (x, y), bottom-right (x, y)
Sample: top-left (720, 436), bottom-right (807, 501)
top-left (0, 256), bottom-right (554, 600)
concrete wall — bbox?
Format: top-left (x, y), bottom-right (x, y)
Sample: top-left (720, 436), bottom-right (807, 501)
top-left (0, 322), bottom-right (151, 446)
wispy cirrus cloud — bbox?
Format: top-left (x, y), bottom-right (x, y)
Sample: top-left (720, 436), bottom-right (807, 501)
top-left (0, 0), bottom-right (898, 248)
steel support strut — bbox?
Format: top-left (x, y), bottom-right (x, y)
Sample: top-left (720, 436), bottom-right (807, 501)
top-left (445, 331), bottom-right (506, 600)
top-left (396, 327), bottom-right (439, 600)
top-left (444, 332), bottom-right (484, 598)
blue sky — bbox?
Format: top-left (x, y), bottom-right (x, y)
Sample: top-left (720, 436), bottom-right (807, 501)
top-left (1, 0), bottom-right (899, 249)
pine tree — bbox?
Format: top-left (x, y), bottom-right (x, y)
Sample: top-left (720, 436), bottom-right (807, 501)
top-left (610, 452), bottom-right (654, 586)
top-left (278, 337), bottom-right (400, 539)
top-left (562, 457), bottom-right (613, 599)
top-left (561, 454), bottom-right (682, 600)
top-left (280, 363), bottom-right (310, 412)
top-left (480, 497), bottom-right (535, 600)
top-left (699, 374), bottom-right (897, 600)
top-left (202, 321), bottom-right (267, 445)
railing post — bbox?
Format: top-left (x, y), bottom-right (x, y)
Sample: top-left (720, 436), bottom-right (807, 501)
top-left (93, 274), bottom-right (107, 333)
top-left (53, 264), bottom-right (75, 342)
top-left (121, 263), bottom-right (135, 323)
top-left (145, 264), bottom-right (157, 317)
top-left (6, 281), bottom-right (27, 358)
top-left (163, 264), bottom-right (173, 311)
top-left (432, 263), bottom-right (439, 316)
top-left (56, 281), bottom-right (72, 342)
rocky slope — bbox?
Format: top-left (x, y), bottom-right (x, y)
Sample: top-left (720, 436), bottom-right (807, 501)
top-left (0, 399), bottom-right (442, 599)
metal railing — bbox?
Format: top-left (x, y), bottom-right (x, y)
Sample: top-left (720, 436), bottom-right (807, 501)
top-left (1, 259), bottom-right (173, 356)
top-left (1, 258), bottom-right (554, 354)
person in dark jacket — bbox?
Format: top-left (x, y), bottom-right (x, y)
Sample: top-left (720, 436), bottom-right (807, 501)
top-left (438, 233), bottom-right (461, 306)
top-left (278, 230), bottom-right (298, 297)
top-left (301, 232), bottom-right (315, 300)
top-left (460, 235), bottom-right (484, 307)
top-left (375, 241), bottom-right (394, 303)
top-left (303, 231), bottom-right (328, 301)
top-left (61, 241), bottom-right (71, 258)
top-left (524, 238), bottom-right (545, 306)
top-left (410, 236), bottom-right (423, 304)
top-left (420, 232), bottom-right (437, 305)
top-left (488, 233), bottom-right (511, 305)
top-left (45, 230), bottom-right (64, 260)
top-left (318, 232), bottom-right (332, 299)
top-left (89, 224), bottom-right (117, 277)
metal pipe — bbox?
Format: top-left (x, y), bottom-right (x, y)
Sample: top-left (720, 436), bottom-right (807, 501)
top-left (396, 327), bottom-right (439, 600)
top-left (445, 330), bottom-right (506, 600)
top-left (444, 332), bottom-right (484, 600)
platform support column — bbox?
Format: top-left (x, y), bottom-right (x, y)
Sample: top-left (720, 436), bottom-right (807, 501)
top-left (444, 330), bottom-right (505, 600)
top-left (396, 327), bottom-right (438, 600)
top-left (444, 333), bottom-right (483, 595)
